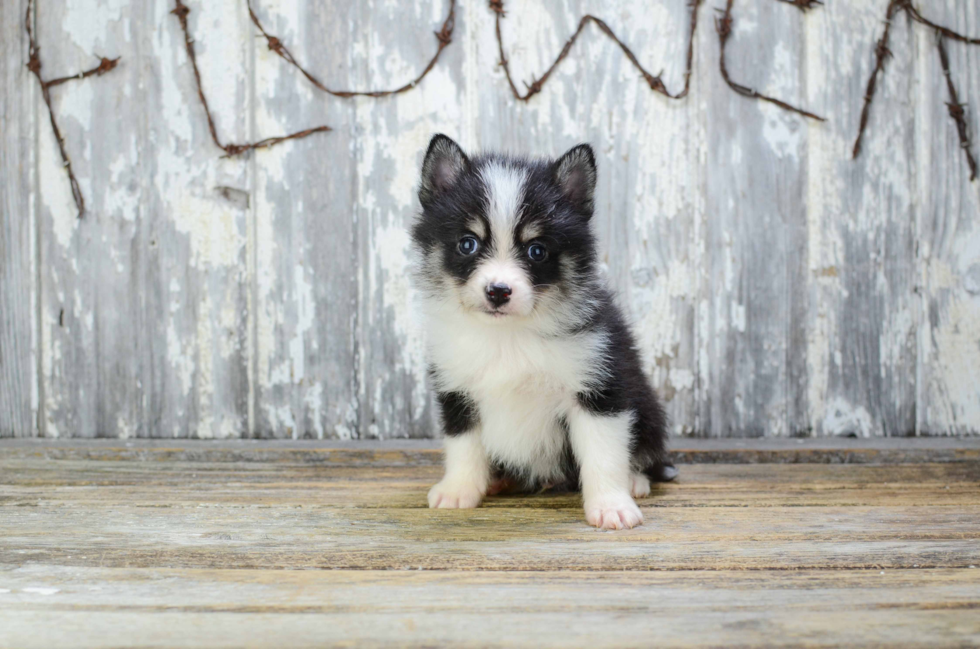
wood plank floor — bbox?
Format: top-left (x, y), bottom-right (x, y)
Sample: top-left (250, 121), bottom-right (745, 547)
top-left (0, 442), bottom-right (978, 647)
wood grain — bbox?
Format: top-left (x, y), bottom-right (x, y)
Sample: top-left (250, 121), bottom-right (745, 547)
top-left (0, 454), bottom-right (979, 646)
top-left (250, 1), bottom-right (360, 440)
top-left (699, 0), bottom-right (809, 436)
top-left (915, 1), bottom-right (980, 435)
top-left (0, 568), bottom-right (978, 648)
top-left (3, 0), bottom-right (980, 437)
top-left (0, 0), bottom-right (35, 438)
top-left (36, 0), bottom-right (142, 438)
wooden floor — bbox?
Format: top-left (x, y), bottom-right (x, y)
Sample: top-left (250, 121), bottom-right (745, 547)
top-left (1, 441), bottom-right (978, 648)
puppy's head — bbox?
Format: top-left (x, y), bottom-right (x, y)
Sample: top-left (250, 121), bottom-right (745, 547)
top-left (412, 134), bottom-right (598, 324)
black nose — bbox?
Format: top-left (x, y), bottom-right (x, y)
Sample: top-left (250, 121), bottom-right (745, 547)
top-left (486, 283), bottom-right (512, 307)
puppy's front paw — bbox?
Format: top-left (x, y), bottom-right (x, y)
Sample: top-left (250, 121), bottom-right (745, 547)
top-left (428, 479), bottom-right (484, 509)
top-left (584, 493), bottom-right (644, 530)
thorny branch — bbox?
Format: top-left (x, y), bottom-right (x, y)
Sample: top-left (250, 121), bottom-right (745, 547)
top-left (904, 2), bottom-right (980, 46)
top-left (25, 0), bottom-right (121, 217)
top-left (852, 0), bottom-right (902, 159)
top-left (716, 0), bottom-right (825, 121)
top-left (937, 37), bottom-right (977, 182)
top-left (247, 0), bottom-right (457, 98)
top-left (171, 0), bottom-right (330, 157)
top-left (489, 0), bottom-right (703, 102)
top-left (45, 56), bottom-right (120, 89)
top-left (852, 0), bottom-right (980, 182)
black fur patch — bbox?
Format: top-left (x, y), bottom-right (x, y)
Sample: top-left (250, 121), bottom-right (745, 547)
top-left (437, 391), bottom-right (479, 437)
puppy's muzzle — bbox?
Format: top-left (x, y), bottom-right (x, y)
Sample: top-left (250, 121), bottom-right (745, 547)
top-left (486, 282), bottom-right (512, 307)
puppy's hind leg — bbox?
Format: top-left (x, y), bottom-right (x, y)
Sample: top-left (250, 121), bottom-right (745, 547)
top-left (428, 431), bottom-right (490, 509)
top-left (629, 471), bottom-right (651, 498)
top-left (566, 406), bottom-right (643, 530)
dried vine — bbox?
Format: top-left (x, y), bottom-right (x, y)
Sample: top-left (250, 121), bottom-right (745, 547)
top-left (26, 0), bottom-right (980, 211)
top-left (716, 0), bottom-right (825, 121)
top-left (25, 0), bottom-right (120, 217)
top-left (852, 0), bottom-right (979, 182)
top-left (937, 37), bottom-right (978, 182)
top-left (904, 2), bottom-right (980, 46)
top-left (247, 0), bottom-right (456, 98)
top-left (171, 0), bottom-right (330, 157)
top-left (489, 0), bottom-right (703, 102)
top-left (852, 0), bottom-right (902, 159)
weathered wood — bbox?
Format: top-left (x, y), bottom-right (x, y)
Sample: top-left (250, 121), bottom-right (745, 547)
top-left (915, 1), bottom-right (980, 435)
top-left (0, 568), bottom-right (976, 649)
top-left (2, 458), bottom-right (979, 570)
top-left (0, 0), bottom-right (35, 438)
top-left (1, 454), bottom-right (979, 647)
top-left (138, 0), bottom-right (251, 438)
top-left (36, 0), bottom-right (143, 438)
top-left (250, 2), bottom-right (359, 440)
top-left (804, 0), bottom-right (919, 437)
top-left (699, 0), bottom-right (810, 437)
top-left (3, 0), bottom-right (980, 437)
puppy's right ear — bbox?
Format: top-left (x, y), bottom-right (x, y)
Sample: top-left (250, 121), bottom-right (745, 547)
top-left (419, 134), bottom-right (470, 207)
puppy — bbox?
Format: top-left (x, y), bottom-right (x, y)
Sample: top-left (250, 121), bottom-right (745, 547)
top-left (411, 134), bottom-right (672, 530)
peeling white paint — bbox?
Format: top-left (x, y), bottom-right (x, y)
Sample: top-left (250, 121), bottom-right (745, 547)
top-left (822, 398), bottom-right (875, 438)
top-left (17, 0), bottom-right (980, 441)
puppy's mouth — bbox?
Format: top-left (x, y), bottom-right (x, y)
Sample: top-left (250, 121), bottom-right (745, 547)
top-left (481, 307), bottom-right (510, 318)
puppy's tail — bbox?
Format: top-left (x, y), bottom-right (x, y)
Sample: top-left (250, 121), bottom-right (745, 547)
top-left (643, 462), bottom-right (679, 483)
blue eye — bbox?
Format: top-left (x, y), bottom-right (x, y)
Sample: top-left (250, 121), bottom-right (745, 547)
top-left (527, 243), bottom-right (548, 262)
top-left (458, 235), bottom-right (480, 256)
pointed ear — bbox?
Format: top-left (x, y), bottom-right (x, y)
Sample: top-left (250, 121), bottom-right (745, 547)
top-left (419, 134), bottom-right (470, 206)
top-left (553, 144), bottom-right (597, 214)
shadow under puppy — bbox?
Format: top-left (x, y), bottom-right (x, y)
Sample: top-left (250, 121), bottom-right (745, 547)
top-left (412, 134), bottom-right (674, 530)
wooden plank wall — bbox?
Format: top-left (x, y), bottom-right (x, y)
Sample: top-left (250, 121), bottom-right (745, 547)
top-left (1, 0), bottom-right (978, 438)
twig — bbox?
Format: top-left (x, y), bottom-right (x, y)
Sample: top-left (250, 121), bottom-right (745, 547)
top-left (44, 56), bottom-right (119, 89)
top-left (716, 0), bottom-right (825, 121)
top-left (490, 0), bottom-right (703, 102)
top-left (247, 0), bottom-right (456, 98)
top-left (903, 1), bottom-right (980, 45)
top-left (936, 36), bottom-right (977, 182)
top-left (25, 0), bottom-right (121, 218)
top-left (852, 0), bottom-right (980, 179)
top-left (852, 0), bottom-right (903, 159)
top-left (171, 0), bottom-right (330, 157)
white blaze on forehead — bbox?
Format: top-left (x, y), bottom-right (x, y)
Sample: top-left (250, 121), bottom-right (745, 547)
top-left (479, 162), bottom-right (527, 257)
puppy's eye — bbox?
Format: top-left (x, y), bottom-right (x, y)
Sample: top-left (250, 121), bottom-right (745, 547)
top-left (527, 243), bottom-right (548, 262)
top-left (458, 235), bottom-right (480, 256)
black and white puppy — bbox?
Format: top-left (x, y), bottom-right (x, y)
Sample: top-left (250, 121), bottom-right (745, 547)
top-left (411, 134), bottom-right (670, 530)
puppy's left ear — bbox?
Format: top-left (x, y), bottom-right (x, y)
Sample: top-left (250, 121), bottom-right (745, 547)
top-left (553, 144), bottom-right (597, 215)
top-left (419, 134), bottom-right (470, 207)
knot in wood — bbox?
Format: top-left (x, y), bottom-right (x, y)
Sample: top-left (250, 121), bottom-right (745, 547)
top-left (488, 0), bottom-right (505, 16)
top-left (171, 3), bottom-right (190, 20)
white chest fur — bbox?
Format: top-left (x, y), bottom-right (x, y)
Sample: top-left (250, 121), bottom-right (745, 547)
top-left (426, 307), bottom-right (607, 480)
